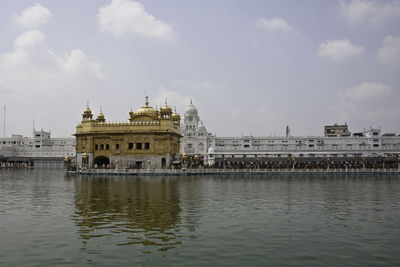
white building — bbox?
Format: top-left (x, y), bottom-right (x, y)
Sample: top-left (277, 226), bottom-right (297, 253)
top-left (179, 100), bottom-right (400, 166)
top-left (180, 100), bottom-right (213, 163)
top-left (0, 129), bottom-right (76, 168)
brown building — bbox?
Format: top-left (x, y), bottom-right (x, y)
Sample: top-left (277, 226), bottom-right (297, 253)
top-left (75, 97), bottom-right (181, 169)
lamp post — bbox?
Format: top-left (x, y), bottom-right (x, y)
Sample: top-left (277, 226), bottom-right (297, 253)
top-left (362, 157), bottom-right (366, 170)
top-left (82, 152), bottom-right (88, 170)
top-left (64, 156), bottom-right (70, 171)
top-left (292, 157), bottom-right (295, 171)
top-left (223, 157), bottom-right (227, 170)
top-left (115, 159), bottom-right (119, 170)
top-left (256, 157), bottom-right (260, 170)
top-left (194, 155), bottom-right (199, 168)
top-left (181, 153), bottom-right (187, 171)
top-left (327, 157), bottom-right (330, 170)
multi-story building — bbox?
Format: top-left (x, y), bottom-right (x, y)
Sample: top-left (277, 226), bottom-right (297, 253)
top-left (178, 100), bottom-right (400, 166)
top-left (75, 97), bottom-right (181, 169)
top-left (0, 129), bottom-right (76, 168)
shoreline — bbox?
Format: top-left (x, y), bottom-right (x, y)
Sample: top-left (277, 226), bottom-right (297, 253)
top-left (68, 168), bottom-right (400, 176)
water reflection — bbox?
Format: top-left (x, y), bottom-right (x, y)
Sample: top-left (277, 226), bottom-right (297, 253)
top-left (73, 176), bottom-right (182, 253)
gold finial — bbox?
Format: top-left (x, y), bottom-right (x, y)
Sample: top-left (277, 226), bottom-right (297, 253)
top-left (100, 106), bottom-right (102, 113)
top-left (165, 98), bottom-right (168, 105)
top-left (86, 100), bottom-right (89, 107)
top-left (145, 96), bottom-right (149, 107)
top-left (190, 98), bottom-right (192, 105)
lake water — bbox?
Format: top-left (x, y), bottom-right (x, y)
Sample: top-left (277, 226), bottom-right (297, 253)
top-left (1, 169), bottom-right (399, 266)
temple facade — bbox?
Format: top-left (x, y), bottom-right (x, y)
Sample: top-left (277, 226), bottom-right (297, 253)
top-left (75, 97), bottom-right (181, 169)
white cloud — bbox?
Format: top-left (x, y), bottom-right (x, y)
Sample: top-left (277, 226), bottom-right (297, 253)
top-left (340, 0), bottom-right (400, 25)
top-left (338, 82), bottom-right (393, 102)
top-left (0, 30), bottom-right (103, 90)
top-left (317, 39), bottom-right (364, 62)
top-left (97, 0), bottom-right (174, 40)
top-left (153, 87), bottom-right (192, 114)
top-left (256, 17), bottom-right (291, 33)
top-left (333, 82), bottom-right (399, 128)
top-left (13, 3), bottom-right (52, 29)
top-left (0, 29), bottom-right (105, 137)
top-left (377, 35), bottom-right (400, 64)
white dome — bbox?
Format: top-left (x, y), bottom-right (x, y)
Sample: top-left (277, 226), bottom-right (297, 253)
top-left (184, 99), bottom-right (199, 118)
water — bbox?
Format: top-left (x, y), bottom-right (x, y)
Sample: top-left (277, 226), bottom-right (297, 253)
top-left (1, 169), bottom-right (400, 266)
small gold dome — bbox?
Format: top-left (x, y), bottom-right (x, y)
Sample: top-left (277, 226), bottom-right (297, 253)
top-left (171, 106), bottom-right (180, 121)
top-left (82, 152), bottom-right (88, 159)
top-left (160, 98), bottom-right (172, 116)
top-left (82, 102), bottom-right (93, 120)
top-left (181, 153), bottom-right (187, 161)
top-left (64, 156), bottom-right (70, 163)
top-left (171, 112), bottom-right (180, 120)
top-left (96, 107), bottom-right (105, 122)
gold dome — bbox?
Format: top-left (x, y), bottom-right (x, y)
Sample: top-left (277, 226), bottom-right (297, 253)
top-left (96, 107), bottom-right (105, 122)
top-left (133, 96), bottom-right (158, 118)
top-left (82, 103), bottom-right (93, 120)
top-left (97, 112), bottom-right (105, 122)
top-left (171, 106), bottom-right (180, 121)
top-left (160, 98), bottom-right (172, 116)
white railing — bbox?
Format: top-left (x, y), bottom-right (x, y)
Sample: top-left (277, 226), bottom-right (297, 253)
top-left (75, 168), bottom-right (400, 175)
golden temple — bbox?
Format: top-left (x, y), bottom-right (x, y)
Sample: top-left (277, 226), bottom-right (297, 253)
top-left (75, 97), bottom-right (180, 169)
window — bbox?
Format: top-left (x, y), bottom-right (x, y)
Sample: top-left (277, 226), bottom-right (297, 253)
top-left (145, 142), bottom-right (150, 150)
top-left (116, 144), bottom-right (120, 150)
top-left (106, 144), bottom-right (109, 150)
top-left (128, 143), bottom-right (133, 150)
top-left (95, 144), bottom-right (98, 150)
top-left (244, 144), bottom-right (250, 148)
top-left (100, 144), bottom-right (104, 150)
top-left (136, 143), bottom-right (142, 150)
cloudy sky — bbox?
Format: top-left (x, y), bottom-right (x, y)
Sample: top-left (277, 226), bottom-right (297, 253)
top-left (0, 0), bottom-right (399, 137)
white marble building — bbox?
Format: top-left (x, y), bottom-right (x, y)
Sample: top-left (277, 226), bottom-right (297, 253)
top-left (0, 129), bottom-right (76, 168)
top-left (179, 100), bottom-right (213, 162)
top-left (178, 100), bottom-right (400, 166)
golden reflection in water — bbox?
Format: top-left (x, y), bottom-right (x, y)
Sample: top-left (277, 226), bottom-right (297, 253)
top-left (73, 176), bottom-right (182, 252)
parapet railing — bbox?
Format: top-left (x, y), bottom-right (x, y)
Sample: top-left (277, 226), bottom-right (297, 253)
top-left (74, 168), bottom-right (400, 175)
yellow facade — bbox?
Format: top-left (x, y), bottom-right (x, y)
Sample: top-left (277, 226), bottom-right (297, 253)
top-left (75, 97), bottom-right (181, 168)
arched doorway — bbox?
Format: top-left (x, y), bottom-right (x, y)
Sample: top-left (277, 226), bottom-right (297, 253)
top-left (94, 156), bottom-right (109, 167)
top-left (161, 158), bottom-right (167, 168)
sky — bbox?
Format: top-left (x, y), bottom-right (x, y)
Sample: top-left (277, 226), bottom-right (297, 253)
top-left (0, 0), bottom-right (399, 138)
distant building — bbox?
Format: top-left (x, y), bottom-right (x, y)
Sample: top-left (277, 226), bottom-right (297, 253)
top-left (177, 100), bottom-right (400, 166)
top-left (75, 97), bottom-right (181, 169)
top-left (0, 129), bottom-right (75, 168)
